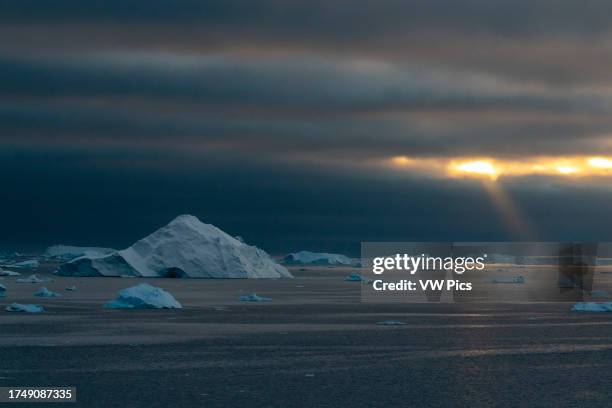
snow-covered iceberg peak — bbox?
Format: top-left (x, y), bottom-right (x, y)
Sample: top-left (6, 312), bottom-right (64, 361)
top-left (58, 215), bottom-right (292, 279)
top-left (284, 250), bottom-right (353, 266)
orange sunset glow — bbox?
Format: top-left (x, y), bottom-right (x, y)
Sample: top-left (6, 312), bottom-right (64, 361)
top-left (389, 156), bottom-right (612, 180)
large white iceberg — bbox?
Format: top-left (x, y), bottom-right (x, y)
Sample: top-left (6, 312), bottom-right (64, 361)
top-left (104, 283), bottom-right (182, 309)
top-left (45, 245), bottom-right (116, 261)
top-left (284, 250), bottom-right (353, 266)
top-left (58, 215), bottom-right (292, 279)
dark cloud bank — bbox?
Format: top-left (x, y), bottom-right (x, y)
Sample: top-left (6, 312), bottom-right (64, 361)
top-left (2, 1), bottom-right (612, 254)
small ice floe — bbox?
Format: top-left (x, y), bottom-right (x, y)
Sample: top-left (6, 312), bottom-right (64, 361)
top-left (0, 283), bottom-right (5, 297)
top-left (590, 290), bottom-right (610, 298)
top-left (104, 283), bottom-right (182, 309)
top-left (345, 273), bottom-right (364, 282)
top-left (572, 302), bottom-right (612, 312)
top-left (239, 293), bottom-right (272, 302)
top-left (16, 274), bottom-right (52, 284)
top-left (491, 276), bottom-right (525, 284)
top-left (65, 285), bottom-right (77, 291)
top-left (284, 250), bottom-right (352, 266)
top-left (34, 287), bottom-right (61, 298)
top-left (10, 259), bottom-right (40, 269)
top-left (5, 303), bottom-right (45, 313)
top-left (0, 268), bottom-right (20, 277)
top-left (377, 320), bottom-right (407, 326)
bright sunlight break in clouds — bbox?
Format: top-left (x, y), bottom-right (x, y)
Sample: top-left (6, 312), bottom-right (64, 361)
top-left (389, 156), bottom-right (612, 180)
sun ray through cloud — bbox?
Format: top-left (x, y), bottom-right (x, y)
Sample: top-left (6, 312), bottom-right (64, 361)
top-left (388, 155), bottom-right (612, 180)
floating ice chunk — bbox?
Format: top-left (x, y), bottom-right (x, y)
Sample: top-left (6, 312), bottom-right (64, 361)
top-left (10, 259), bottom-right (40, 268)
top-left (239, 293), bottom-right (272, 302)
top-left (284, 250), bottom-right (353, 266)
top-left (104, 283), bottom-right (182, 309)
top-left (345, 273), bottom-right (364, 282)
top-left (491, 276), bottom-right (525, 284)
top-left (0, 268), bottom-right (20, 277)
top-left (65, 285), bottom-right (77, 291)
top-left (377, 320), bottom-right (406, 326)
top-left (590, 290), bottom-right (610, 298)
top-left (34, 287), bottom-right (61, 298)
top-left (572, 302), bottom-right (612, 312)
top-left (5, 303), bottom-right (45, 313)
top-left (16, 274), bottom-right (52, 284)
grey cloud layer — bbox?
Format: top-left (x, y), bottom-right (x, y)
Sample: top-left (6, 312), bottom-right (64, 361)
top-left (4, 0), bottom-right (612, 87)
top-left (4, 0), bottom-right (612, 36)
top-left (4, 1), bottom-right (612, 249)
top-left (1, 52), bottom-right (611, 161)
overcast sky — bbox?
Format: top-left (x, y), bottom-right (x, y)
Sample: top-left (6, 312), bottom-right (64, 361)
top-left (3, 0), bottom-right (612, 254)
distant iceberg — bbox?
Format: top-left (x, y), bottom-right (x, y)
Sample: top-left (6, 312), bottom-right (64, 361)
top-left (377, 320), bottom-right (406, 326)
top-left (34, 287), bottom-right (61, 298)
top-left (572, 302), bottom-right (612, 312)
top-left (0, 268), bottom-right (20, 277)
top-left (491, 276), bottom-right (525, 284)
top-left (239, 293), bottom-right (272, 302)
top-left (345, 273), bottom-right (365, 282)
top-left (5, 303), bottom-right (45, 313)
top-left (9, 259), bottom-right (39, 269)
top-left (284, 250), bottom-right (353, 266)
top-left (104, 283), bottom-right (182, 309)
top-left (57, 215), bottom-right (292, 279)
top-left (17, 274), bottom-right (52, 284)
top-left (45, 245), bottom-right (116, 261)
